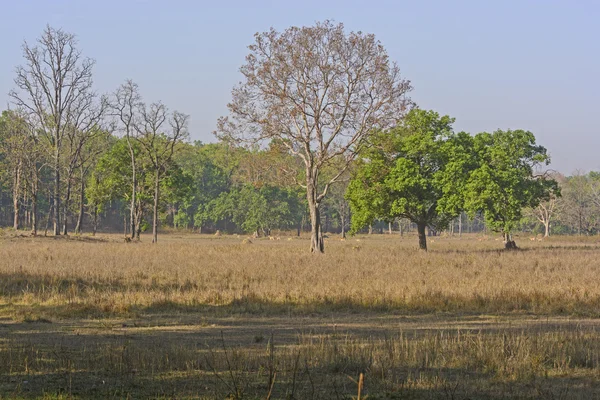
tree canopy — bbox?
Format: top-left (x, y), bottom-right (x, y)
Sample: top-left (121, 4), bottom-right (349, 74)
top-left (464, 129), bottom-right (558, 248)
top-left (216, 20), bottom-right (412, 253)
top-left (347, 109), bottom-right (473, 250)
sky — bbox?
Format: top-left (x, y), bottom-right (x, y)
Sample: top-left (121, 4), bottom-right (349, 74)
top-left (0, 0), bottom-right (598, 174)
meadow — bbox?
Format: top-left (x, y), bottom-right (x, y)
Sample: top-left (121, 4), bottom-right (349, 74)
top-left (1, 231), bottom-right (600, 399)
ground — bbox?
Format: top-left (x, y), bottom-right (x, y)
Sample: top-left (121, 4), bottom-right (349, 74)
top-left (1, 231), bottom-right (600, 399)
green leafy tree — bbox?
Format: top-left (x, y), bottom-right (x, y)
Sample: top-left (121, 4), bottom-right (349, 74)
top-left (347, 109), bottom-right (473, 250)
top-left (86, 138), bottom-right (154, 237)
top-left (205, 184), bottom-right (301, 236)
top-left (174, 142), bottom-right (235, 232)
top-left (464, 129), bottom-right (557, 249)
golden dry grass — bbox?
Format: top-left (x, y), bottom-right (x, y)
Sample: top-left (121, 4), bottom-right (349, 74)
top-left (1, 232), bottom-right (600, 317)
top-left (1, 232), bottom-right (600, 398)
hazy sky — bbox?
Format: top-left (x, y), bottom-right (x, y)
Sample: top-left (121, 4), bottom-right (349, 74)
top-left (0, 0), bottom-right (598, 173)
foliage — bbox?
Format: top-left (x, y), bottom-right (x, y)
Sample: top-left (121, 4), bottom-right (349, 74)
top-left (464, 129), bottom-right (558, 240)
top-left (347, 109), bottom-right (473, 248)
top-left (205, 184), bottom-right (302, 235)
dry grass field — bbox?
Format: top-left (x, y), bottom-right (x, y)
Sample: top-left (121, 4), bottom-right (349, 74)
top-left (1, 231), bottom-right (600, 399)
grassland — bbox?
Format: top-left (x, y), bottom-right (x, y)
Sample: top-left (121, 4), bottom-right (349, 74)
top-left (1, 231), bottom-right (600, 399)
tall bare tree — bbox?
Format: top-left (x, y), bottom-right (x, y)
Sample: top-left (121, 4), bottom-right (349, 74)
top-left (61, 90), bottom-right (107, 235)
top-left (136, 102), bottom-right (189, 243)
top-left (10, 26), bottom-right (98, 235)
top-left (111, 80), bottom-right (143, 239)
top-left (216, 21), bottom-right (411, 253)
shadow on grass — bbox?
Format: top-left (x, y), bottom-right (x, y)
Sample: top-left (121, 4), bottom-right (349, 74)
top-left (4, 292), bottom-right (600, 322)
top-left (1, 351), bottom-right (598, 399)
top-left (3, 271), bottom-right (600, 320)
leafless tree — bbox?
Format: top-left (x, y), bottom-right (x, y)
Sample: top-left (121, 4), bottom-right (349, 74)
top-left (526, 172), bottom-right (563, 237)
top-left (111, 80), bottom-right (143, 239)
top-left (136, 103), bottom-right (189, 243)
top-left (216, 21), bottom-right (412, 253)
top-left (10, 26), bottom-right (99, 235)
top-left (61, 90), bottom-right (107, 235)
top-left (530, 197), bottom-right (560, 237)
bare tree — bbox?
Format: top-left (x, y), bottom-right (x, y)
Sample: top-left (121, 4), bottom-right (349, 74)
top-left (217, 21), bottom-right (411, 253)
top-left (529, 197), bottom-right (559, 237)
top-left (61, 89), bottom-right (107, 235)
top-left (10, 26), bottom-right (97, 235)
top-left (111, 80), bottom-right (144, 239)
top-left (526, 172), bottom-right (562, 237)
top-left (136, 103), bottom-right (189, 243)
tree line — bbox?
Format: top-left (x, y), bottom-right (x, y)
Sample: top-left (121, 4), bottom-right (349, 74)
top-left (0, 22), bottom-right (585, 253)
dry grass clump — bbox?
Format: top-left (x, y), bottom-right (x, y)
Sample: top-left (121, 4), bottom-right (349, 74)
top-left (1, 234), bottom-right (600, 318)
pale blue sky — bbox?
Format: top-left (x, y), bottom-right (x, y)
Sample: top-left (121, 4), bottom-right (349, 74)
top-left (0, 0), bottom-right (598, 173)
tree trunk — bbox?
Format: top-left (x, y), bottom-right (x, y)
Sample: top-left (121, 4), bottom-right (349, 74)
top-left (417, 222), bottom-right (427, 251)
top-left (152, 169), bottom-right (160, 243)
top-left (298, 215), bottom-right (305, 237)
top-left (12, 162), bottom-right (21, 230)
top-left (75, 167), bottom-right (85, 234)
top-left (135, 203), bottom-right (142, 240)
top-left (30, 181), bottom-right (37, 236)
top-left (128, 139), bottom-right (137, 240)
top-left (458, 213), bottom-right (462, 237)
top-left (53, 148), bottom-right (61, 236)
top-left (92, 205), bottom-right (98, 236)
top-left (388, 221), bottom-right (392, 235)
top-left (45, 195), bottom-right (53, 237)
top-left (368, 224), bottom-right (373, 235)
top-left (544, 221), bottom-right (550, 237)
top-left (340, 207), bottom-right (346, 239)
top-left (309, 203), bottom-right (324, 253)
top-left (62, 169), bottom-right (73, 235)
top-left (306, 172), bottom-right (324, 253)
top-left (503, 232), bottom-right (518, 250)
